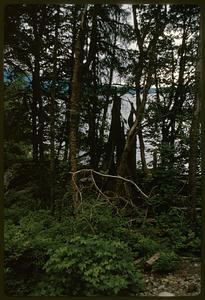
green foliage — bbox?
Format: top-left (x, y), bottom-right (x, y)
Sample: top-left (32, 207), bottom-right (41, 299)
top-left (134, 236), bottom-right (160, 257)
top-left (157, 209), bottom-right (201, 254)
top-left (5, 187), bottom-right (36, 209)
top-left (40, 235), bottom-right (143, 296)
top-left (4, 205), bottom-right (30, 225)
top-left (5, 224), bottom-right (50, 272)
top-left (4, 191), bottom-right (201, 296)
top-left (154, 168), bottom-right (178, 205)
top-left (4, 210), bottom-right (58, 295)
top-left (4, 2), bottom-right (201, 297)
top-left (4, 141), bottom-right (31, 165)
top-left (152, 251), bottom-right (180, 274)
top-left (4, 209), bottom-right (144, 296)
top-left (70, 195), bottom-right (127, 236)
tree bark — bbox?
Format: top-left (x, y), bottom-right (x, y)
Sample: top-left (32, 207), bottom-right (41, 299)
top-left (31, 68), bottom-right (38, 161)
top-left (31, 6), bottom-right (46, 162)
top-left (98, 9), bottom-right (118, 168)
top-left (117, 83), bottom-right (149, 179)
top-left (86, 6), bottom-right (99, 169)
top-left (138, 126), bottom-right (150, 176)
top-left (117, 5), bottom-right (166, 204)
top-left (64, 6), bottom-right (78, 162)
top-left (127, 102), bottom-right (136, 178)
top-left (104, 94), bottom-right (125, 174)
top-left (160, 19), bottom-right (187, 168)
top-left (50, 6), bottom-right (60, 211)
top-left (69, 5), bottom-right (87, 213)
top-left (188, 59), bottom-right (200, 226)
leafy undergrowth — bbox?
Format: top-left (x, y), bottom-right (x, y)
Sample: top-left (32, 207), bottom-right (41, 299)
top-left (4, 192), bottom-right (201, 296)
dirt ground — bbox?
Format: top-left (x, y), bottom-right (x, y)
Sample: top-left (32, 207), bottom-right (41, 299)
top-left (139, 257), bottom-right (201, 296)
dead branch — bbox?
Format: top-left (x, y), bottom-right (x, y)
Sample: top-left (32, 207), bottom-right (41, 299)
top-left (71, 172), bottom-right (83, 210)
top-left (69, 168), bottom-right (147, 215)
top-left (145, 252), bottom-right (161, 267)
top-left (70, 168), bottom-right (149, 199)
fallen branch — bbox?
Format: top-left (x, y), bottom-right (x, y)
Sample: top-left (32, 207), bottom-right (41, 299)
top-left (90, 170), bottom-right (121, 215)
top-left (70, 168), bottom-right (149, 199)
top-left (145, 252), bottom-right (161, 267)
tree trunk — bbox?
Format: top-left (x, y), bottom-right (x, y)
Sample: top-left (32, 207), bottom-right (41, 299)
top-left (31, 6), bottom-right (46, 162)
top-left (97, 11), bottom-right (117, 168)
top-left (31, 13), bottom-right (41, 161)
top-left (138, 126), bottom-right (149, 176)
top-left (188, 59), bottom-right (200, 226)
top-left (63, 100), bottom-right (70, 161)
top-left (88, 98), bottom-right (98, 169)
top-left (160, 20), bottom-right (187, 168)
top-left (117, 5), bottom-right (167, 203)
top-left (117, 87), bottom-right (148, 179)
top-left (86, 8), bottom-right (98, 169)
top-left (50, 6), bottom-right (60, 211)
top-left (118, 41), bottom-right (158, 179)
top-left (31, 69), bottom-right (38, 161)
top-left (69, 5), bottom-right (87, 213)
top-left (64, 7), bottom-right (78, 162)
top-left (127, 103), bottom-right (136, 179)
top-left (104, 94), bottom-right (125, 174)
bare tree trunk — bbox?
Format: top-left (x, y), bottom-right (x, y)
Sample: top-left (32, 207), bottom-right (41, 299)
top-left (138, 126), bottom-right (150, 176)
top-left (30, 6), bottom-right (47, 207)
top-left (50, 6), bottom-right (60, 211)
top-left (117, 5), bottom-right (166, 204)
top-left (104, 94), bottom-right (125, 174)
top-left (98, 12), bottom-right (118, 168)
top-left (31, 6), bottom-right (46, 162)
top-left (31, 68), bottom-right (38, 162)
top-left (31, 11), bottom-right (40, 162)
top-left (117, 37), bottom-right (159, 179)
top-left (64, 7), bottom-right (78, 162)
top-left (160, 20), bottom-right (187, 168)
top-left (117, 84), bottom-right (149, 179)
top-left (86, 7), bottom-right (98, 169)
top-left (127, 103), bottom-right (136, 179)
top-left (69, 5), bottom-right (87, 214)
top-left (188, 58), bottom-right (200, 225)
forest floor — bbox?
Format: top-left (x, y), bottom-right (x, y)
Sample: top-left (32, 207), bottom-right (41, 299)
top-left (139, 256), bottom-right (201, 296)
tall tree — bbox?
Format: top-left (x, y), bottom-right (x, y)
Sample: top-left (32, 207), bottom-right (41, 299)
top-left (104, 93), bottom-right (125, 174)
top-left (49, 6), bottom-right (60, 210)
top-left (30, 5), bottom-right (47, 161)
top-left (69, 5), bottom-right (87, 213)
top-left (118, 5), bottom-right (167, 181)
top-left (188, 51), bottom-right (200, 225)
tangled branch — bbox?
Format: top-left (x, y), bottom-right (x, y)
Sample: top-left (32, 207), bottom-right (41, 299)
top-left (70, 168), bottom-right (149, 199)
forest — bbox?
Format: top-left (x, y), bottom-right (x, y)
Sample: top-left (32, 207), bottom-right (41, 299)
top-left (4, 3), bottom-right (201, 296)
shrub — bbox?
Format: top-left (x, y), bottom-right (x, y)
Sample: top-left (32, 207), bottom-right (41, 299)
top-left (157, 209), bottom-right (201, 254)
top-left (152, 251), bottom-right (180, 273)
top-left (38, 235), bottom-right (144, 296)
top-left (134, 236), bottom-right (160, 257)
top-left (4, 210), bottom-right (58, 295)
top-left (71, 195), bottom-right (128, 237)
top-left (4, 205), bottom-right (30, 225)
top-left (4, 209), bottom-right (144, 296)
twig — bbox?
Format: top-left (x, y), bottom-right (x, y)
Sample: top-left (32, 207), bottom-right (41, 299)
top-left (70, 168), bottom-right (149, 199)
top-left (142, 206), bottom-right (149, 226)
top-left (81, 216), bottom-right (96, 234)
top-left (71, 172), bottom-right (83, 210)
top-left (148, 185), bottom-right (158, 198)
top-left (90, 170), bottom-right (121, 215)
top-left (174, 180), bottom-right (187, 197)
top-left (90, 170), bottom-right (110, 202)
